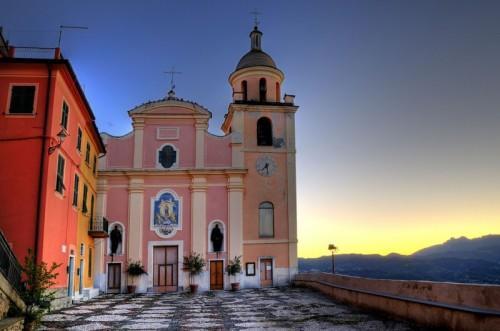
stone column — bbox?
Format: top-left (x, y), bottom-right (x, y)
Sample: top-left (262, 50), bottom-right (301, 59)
top-left (227, 175), bottom-right (244, 260)
top-left (133, 119), bottom-right (145, 169)
top-left (128, 177), bottom-right (144, 261)
top-left (195, 121), bottom-right (207, 169)
top-left (190, 176), bottom-right (207, 256)
top-left (94, 178), bottom-right (108, 290)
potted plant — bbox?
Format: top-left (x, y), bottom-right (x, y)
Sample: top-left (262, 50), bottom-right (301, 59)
top-left (126, 260), bottom-right (147, 293)
top-left (183, 252), bottom-right (206, 293)
top-left (226, 256), bottom-right (242, 291)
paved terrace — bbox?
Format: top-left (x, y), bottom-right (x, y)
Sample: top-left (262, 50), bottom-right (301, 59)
top-left (39, 287), bottom-right (421, 330)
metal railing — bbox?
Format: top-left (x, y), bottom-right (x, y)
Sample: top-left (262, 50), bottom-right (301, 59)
top-left (0, 230), bottom-right (22, 290)
top-left (89, 216), bottom-right (109, 233)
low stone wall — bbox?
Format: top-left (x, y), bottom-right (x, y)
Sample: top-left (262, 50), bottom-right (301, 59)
top-left (294, 272), bottom-right (500, 331)
top-left (0, 272), bottom-right (25, 319)
top-left (0, 317), bottom-right (24, 331)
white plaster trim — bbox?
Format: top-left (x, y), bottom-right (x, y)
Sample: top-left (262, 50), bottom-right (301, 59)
top-left (207, 220), bottom-right (226, 253)
top-left (149, 189), bottom-right (183, 238)
top-left (156, 127), bottom-right (180, 140)
top-left (243, 239), bottom-right (290, 245)
top-left (147, 240), bottom-right (184, 289)
top-left (107, 221), bottom-right (126, 256)
top-left (156, 143), bottom-right (179, 169)
top-left (105, 183), bottom-right (227, 189)
top-left (5, 83), bottom-right (39, 116)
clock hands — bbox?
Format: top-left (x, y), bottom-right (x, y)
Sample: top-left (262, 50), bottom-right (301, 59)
top-left (260, 162), bottom-right (269, 175)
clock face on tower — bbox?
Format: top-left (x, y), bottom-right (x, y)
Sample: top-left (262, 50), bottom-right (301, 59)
top-left (256, 155), bottom-right (277, 177)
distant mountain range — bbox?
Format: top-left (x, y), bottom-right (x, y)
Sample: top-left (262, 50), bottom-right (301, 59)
top-left (299, 235), bottom-right (500, 284)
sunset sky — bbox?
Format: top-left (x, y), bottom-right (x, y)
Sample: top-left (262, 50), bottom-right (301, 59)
top-left (2, 0), bottom-right (500, 258)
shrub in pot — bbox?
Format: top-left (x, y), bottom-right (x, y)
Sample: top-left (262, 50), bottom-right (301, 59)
top-left (183, 252), bottom-right (206, 293)
top-left (226, 256), bottom-right (242, 291)
top-left (126, 260), bottom-right (147, 293)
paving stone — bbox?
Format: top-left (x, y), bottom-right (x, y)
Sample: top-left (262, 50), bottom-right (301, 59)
top-left (40, 287), bottom-right (420, 330)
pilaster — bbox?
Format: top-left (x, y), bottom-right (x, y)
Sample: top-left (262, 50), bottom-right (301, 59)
top-left (94, 178), bottom-right (108, 287)
top-left (227, 175), bottom-right (244, 260)
top-left (128, 177), bottom-right (144, 261)
top-left (230, 110), bottom-right (244, 168)
top-left (133, 119), bottom-right (145, 168)
top-left (190, 176), bottom-right (207, 256)
top-left (286, 112), bottom-right (298, 272)
top-left (195, 121), bottom-right (208, 168)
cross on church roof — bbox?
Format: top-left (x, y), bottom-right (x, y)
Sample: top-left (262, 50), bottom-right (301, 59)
top-left (250, 9), bottom-right (261, 27)
top-left (163, 67), bottom-right (182, 93)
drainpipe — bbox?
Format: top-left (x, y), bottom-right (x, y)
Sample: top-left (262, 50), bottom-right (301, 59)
top-left (34, 63), bottom-right (53, 263)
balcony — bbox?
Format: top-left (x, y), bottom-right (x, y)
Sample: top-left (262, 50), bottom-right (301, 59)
top-left (88, 216), bottom-right (109, 238)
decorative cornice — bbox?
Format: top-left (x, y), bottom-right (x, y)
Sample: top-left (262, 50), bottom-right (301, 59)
top-left (99, 168), bottom-right (247, 177)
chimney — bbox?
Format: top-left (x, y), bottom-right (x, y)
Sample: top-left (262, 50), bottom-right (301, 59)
top-left (54, 47), bottom-right (61, 59)
top-left (284, 94), bottom-right (295, 105)
top-left (7, 46), bottom-right (15, 58)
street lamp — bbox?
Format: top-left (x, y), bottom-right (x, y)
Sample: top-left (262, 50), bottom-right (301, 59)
top-left (48, 129), bottom-right (68, 154)
top-left (328, 244), bottom-right (338, 274)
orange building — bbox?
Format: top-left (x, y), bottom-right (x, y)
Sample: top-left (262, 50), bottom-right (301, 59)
top-left (0, 40), bottom-right (106, 304)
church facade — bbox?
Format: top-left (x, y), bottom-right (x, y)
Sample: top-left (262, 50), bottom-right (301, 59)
top-left (94, 26), bottom-right (298, 292)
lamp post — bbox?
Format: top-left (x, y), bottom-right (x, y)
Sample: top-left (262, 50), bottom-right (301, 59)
top-left (48, 129), bottom-right (68, 154)
top-left (328, 244), bottom-right (338, 274)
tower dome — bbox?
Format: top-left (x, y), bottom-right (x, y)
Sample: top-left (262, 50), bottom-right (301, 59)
top-left (235, 26), bottom-right (278, 71)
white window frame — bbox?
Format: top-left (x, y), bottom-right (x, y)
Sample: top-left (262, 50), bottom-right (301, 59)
top-left (5, 83), bottom-right (39, 116)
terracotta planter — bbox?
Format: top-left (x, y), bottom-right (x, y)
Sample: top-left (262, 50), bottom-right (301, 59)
top-left (231, 282), bottom-right (240, 291)
top-left (190, 284), bottom-right (199, 293)
top-left (127, 285), bottom-right (136, 293)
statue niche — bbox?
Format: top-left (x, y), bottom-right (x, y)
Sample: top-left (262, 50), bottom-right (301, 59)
top-left (109, 224), bottom-right (123, 255)
top-left (210, 223), bottom-right (224, 252)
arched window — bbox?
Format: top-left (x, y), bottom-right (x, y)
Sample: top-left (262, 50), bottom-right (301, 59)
top-left (158, 144), bottom-right (177, 168)
top-left (259, 78), bottom-right (267, 102)
top-left (241, 80), bottom-right (248, 101)
top-left (259, 202), bottom-right (274, 238)
top-left (257, 117), bottom-right (273, 146)
top-left (275, 82), bottom-right (280, 102)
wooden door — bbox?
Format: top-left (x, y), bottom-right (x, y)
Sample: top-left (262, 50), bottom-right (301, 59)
top-left (210, 260), bottom-right (224, 290)
top-left (107, 263), bottom-right (121, 293)
top-left (153, 246), bottom-right (178, 292)
top-left (67, 256), bottom-right (75, 297)
top-left (260, 259), bottom-right (273, 287)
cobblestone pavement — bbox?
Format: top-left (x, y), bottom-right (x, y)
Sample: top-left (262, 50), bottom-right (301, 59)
top-left (39, 287), bottom-right (420, 330)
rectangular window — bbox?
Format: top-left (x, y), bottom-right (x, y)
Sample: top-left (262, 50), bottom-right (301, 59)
top-left (72, 174), bottom-right (79, 206)
top-left (92, 155), bottom-right (97, 175)
top-left (61, 101), bottom-right (69, 129)
top-left (56, 155), bottom-right (65, 194)
top-left (82, 184), bottom-right (88, 214)
top-left (88, 247), bottom-right (92, 277)
top-left (9, 86), bottom-right (36, 114)
top-left (77, 128), bottom-right (82, 151)
top-left (85, 143), bottom-right (91, 164)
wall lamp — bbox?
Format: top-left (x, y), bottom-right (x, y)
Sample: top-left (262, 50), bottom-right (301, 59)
top-left (48, 129), bottom-right (68, 154)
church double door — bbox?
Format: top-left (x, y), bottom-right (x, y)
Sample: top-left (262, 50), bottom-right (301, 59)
top-left (210, 260), bottom-right (224, 290)
top-left (153, 246), bottom-right (178, 292)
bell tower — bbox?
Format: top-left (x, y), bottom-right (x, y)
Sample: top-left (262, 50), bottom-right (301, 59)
top-left (222, 25), bottom-right (298, 286)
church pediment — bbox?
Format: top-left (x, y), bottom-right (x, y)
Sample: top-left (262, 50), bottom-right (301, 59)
top-left (129, 97), bottom-right (211, 118)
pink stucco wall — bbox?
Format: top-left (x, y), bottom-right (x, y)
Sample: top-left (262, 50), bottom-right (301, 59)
top-left (104, 134), bottom-right (133, 168)
top-left (205, 134), bottom-right (232, 167)
top-left (142, 120), bottom-right (195, 168)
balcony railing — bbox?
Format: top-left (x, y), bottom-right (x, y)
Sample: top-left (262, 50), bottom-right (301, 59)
top-left (0, 230), bottom-right (22, 291)
top-left (88, 216), bottom-right (109, 238)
